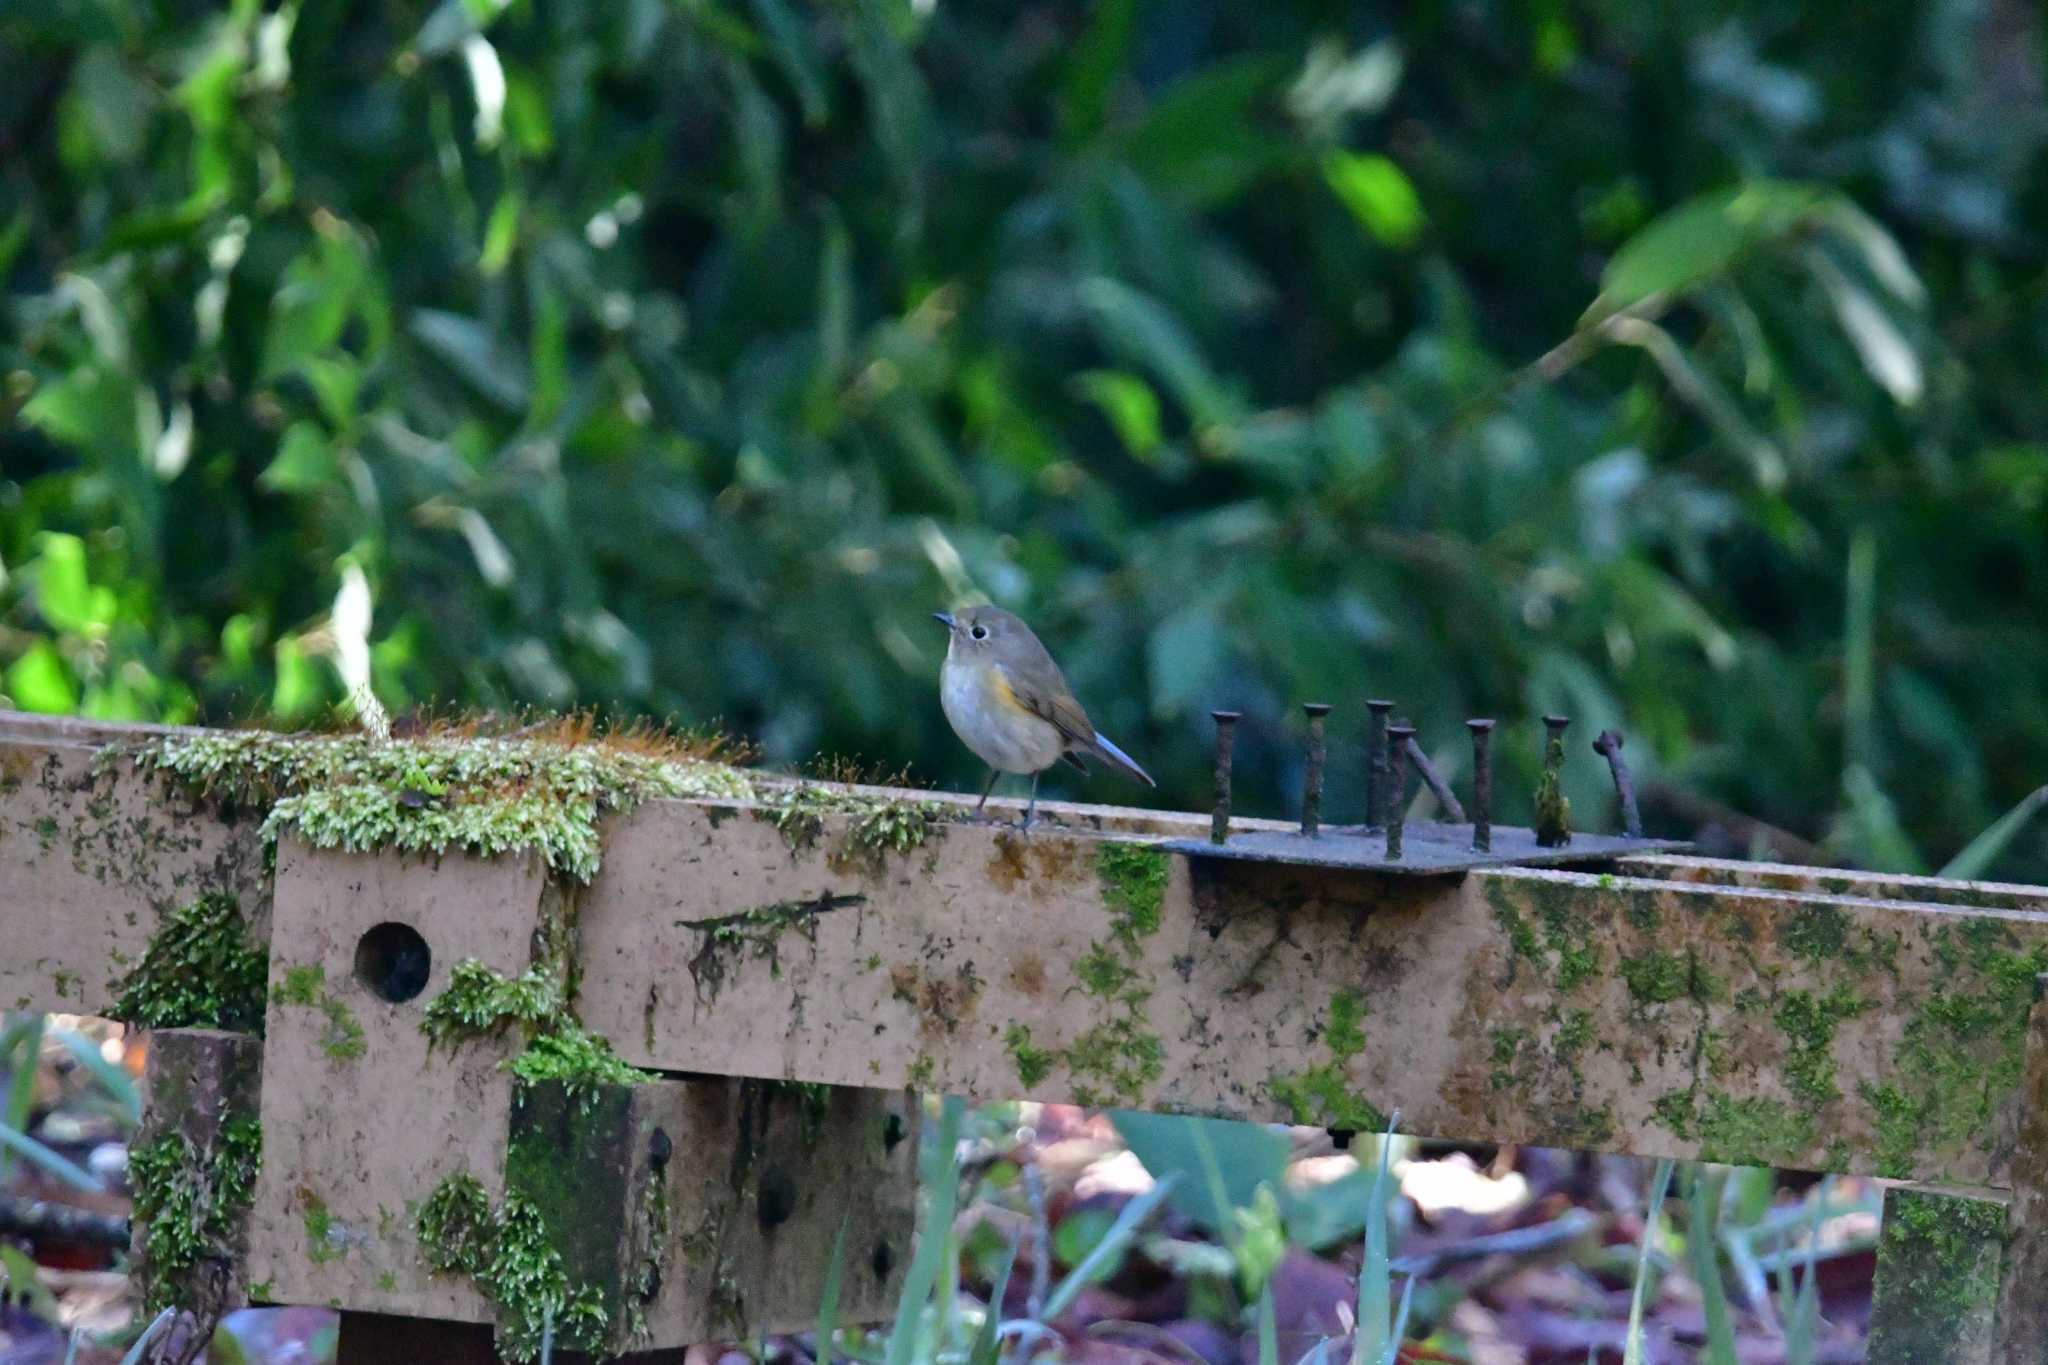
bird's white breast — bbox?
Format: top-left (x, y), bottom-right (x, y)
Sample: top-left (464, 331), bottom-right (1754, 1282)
top-left (941, 658), bottom-right (1065, 775)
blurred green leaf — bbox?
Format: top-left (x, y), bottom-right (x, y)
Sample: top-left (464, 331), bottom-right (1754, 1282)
top-left (1323, 151), bottom-right (1425, 248)
top-left (260, 421), bottom-right (340, 494)
top-left (1591, 181), bottom-right (1826, 318)
top-left (1109, 1110), bottom-right (1287, 1235)
top-left (6, 642), bottom-right (78, 712)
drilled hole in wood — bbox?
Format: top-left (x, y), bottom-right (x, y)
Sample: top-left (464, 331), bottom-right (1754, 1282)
top-left (882, 1112), bottom-right (907, 1153)
top-left (870, 1239), bottom-right (895, 1281)
top-left (354, 922), bottom-right (432, 1004)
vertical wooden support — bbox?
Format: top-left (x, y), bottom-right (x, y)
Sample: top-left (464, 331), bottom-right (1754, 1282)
top-left (1867, 1186), bottom-right (2006, 1364)
top-left (133, 1030), bottom-right (265, 1346)
top-left (1991, 975), bottom-right (2048, 1362)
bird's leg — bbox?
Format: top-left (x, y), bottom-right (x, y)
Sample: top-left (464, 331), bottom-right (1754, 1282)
top-left (974, 768), bottom-right (1000, 819)
top-left (1022, 771), bottom-right (1040, 831)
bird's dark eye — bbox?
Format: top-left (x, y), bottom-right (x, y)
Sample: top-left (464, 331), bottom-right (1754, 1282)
top-left (970, 625), bottom-right (988, 640)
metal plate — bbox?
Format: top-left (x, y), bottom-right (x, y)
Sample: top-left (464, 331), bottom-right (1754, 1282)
top-left (1160, 820), bottom-right (1691, 875)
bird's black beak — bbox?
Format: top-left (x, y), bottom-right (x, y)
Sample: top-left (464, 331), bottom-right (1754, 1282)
top-left (932, 612), bottom-right (954, 629)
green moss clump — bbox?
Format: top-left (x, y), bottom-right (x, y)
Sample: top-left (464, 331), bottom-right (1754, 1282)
top-left (143, 728), bottom-right (751, 883)
top-left (113, 893), bottom-right (269, 1034)
top-left (753, 784), bottom-right (948, 873)
top-left (270, 962), bottom-right (367, 1061)
top-left (415, 1174), bottom-right (609, 1362)
top-left (1486, 882), bottom-right (1602, 991)
top-left (1267, 990), bottom-right (1381, 1129)
top-left (1065, 1015), bottom-right (1166, 1107)
top-left (1553, 1009), bottom-right (1594, 1069)
top-left (130, 1116), bottom-right (263, 1311)
top-left (1488, 1027), bottom-right (1528, 1091)
top-left (1857, 934), bottom-right (2048, 1177)
top-left (1774, 986), bottom-right (1867, 1105)
top-left (422, 959), bottom-right (562, 1049)
top-left (1868, 1189), bottom-right (2007, 1358)
top-left (1656, 1087), bottom-right (1813, 1166)
top-left (419, 958), bottom-right (652, 1113)
top-left (504, 1027), bottom-right (654, 1114)
top-left (1617, 947), bottom-right (1720, 1006)
top-left (1004, 1024), bottom-right (1055, 1088)
top-left (1096, 843), bottom-right (1168, 942)
top-left (417, 1173), bottom-right (494, 1275)
top-left (1073, 942), bottom-right (1137, 997)
top-left (303, 1195), bottom-right (344, 1264)
top-left (1619, 951), bottom-right (1688, 1004)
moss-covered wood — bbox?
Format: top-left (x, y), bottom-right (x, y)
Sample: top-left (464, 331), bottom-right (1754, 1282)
top-left (1867, 1187), bottom-right (2006, 1365)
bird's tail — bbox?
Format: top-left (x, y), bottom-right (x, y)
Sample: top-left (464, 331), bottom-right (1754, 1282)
top-left (1085, 730), bottom-right (1155, 787)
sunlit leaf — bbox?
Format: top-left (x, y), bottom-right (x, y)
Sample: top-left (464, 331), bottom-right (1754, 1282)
top-left (1323, 151), bottom-right (1425, 248)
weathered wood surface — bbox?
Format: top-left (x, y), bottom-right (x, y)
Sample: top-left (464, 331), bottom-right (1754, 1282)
top-left (14, 710), bottom-right (2048, 1353)
top-left (577, 797), bottom-right (2048, 1188)
top-left (0, 729), bottom-right (270, 1016)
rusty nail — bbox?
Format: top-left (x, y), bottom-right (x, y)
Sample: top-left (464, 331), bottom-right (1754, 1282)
top-left (1210, 710), bottom-right (1242, 845)
top-left (1592, 729), bottom-right (1643, 839)
top-left (1535, 715), bottom-right (1573, 848)
top-left (1466, 719), bottom-right (1495, 852)
top-left (1403, 735), bottom-right (1467, 824)
top-left (1384, 723), bottom-right (1415, 860)
top-left (1365, 700), bottom-right (1394, 828)
top-left (1301, 703), bottom-right (1331, 838)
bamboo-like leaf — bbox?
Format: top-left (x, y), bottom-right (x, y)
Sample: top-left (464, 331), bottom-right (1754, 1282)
top-left (1352, 1109), bottom-right (1401, 1365)
top-left (1689, 1168), bottom-right (1739, 1365)
top-left (818, 1215), bottom-right (849, 1365)
top-left (0, 1117), bottom-right (100, 1191)
top-left (1940, 786), bottom-right (2048, 881)
top-left (1624, 1158), bottom-right (1676, 1365)
top-left (885, 1096), bottom-right (964, 1365)
top-left (965, 1236), bottom-right (1017, 1365)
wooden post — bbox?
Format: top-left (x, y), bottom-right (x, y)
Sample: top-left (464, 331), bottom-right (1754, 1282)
top-left (1867, 1186), bottom-right (2006, 1364)
top-left (1990, 977), bottom-right (2048, 1362)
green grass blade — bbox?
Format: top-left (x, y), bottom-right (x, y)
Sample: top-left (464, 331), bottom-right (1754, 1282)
top-left (966, 1236), bottom-right (1018, 1365)
top-left (1256, 1280), bottom-right (1278, 1365)
top-left (1352, 1109), bottom-right (1401, 1365)
top-left (0, 1117), bottom-right (100, 1191)
top-left (1624, 1158), bottom-right (1675, 1365)
top-left (1382, 1274), bottom-right (1418, 1365)
top-left (885, 1095), bottom-right (965, 1365)
top-left (1940, 785), bottom-right (2048, 881)
top-left (1186, 1115), bottom-right (1243, 1255)
top-left (49, 1028), bottom-right (141, 1126)
top-left (818, 1215), bottom-right (849, 1365)
top-left (1784, 1176), bottom-right (1831, 1365)
top-left (64, 1328), bottom-right (82, 1365)
top-left (1041, 1174), bottom-right (1179, 1322)
top-left (1688, 1167), bottom-right (1738, 1365)
top-left (1, 1013), bottom-right (46, 1184)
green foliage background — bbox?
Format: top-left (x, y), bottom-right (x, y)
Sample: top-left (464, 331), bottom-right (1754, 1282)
top-left (4, 0), bottom-right (2046, 877)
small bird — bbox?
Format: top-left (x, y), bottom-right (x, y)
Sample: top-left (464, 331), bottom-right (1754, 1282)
top-left (934, 606), bottom-right (1155, 827)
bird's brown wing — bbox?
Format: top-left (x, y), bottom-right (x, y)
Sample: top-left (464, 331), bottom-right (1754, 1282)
top-left (996, 660), bottom-right (1096, 752)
